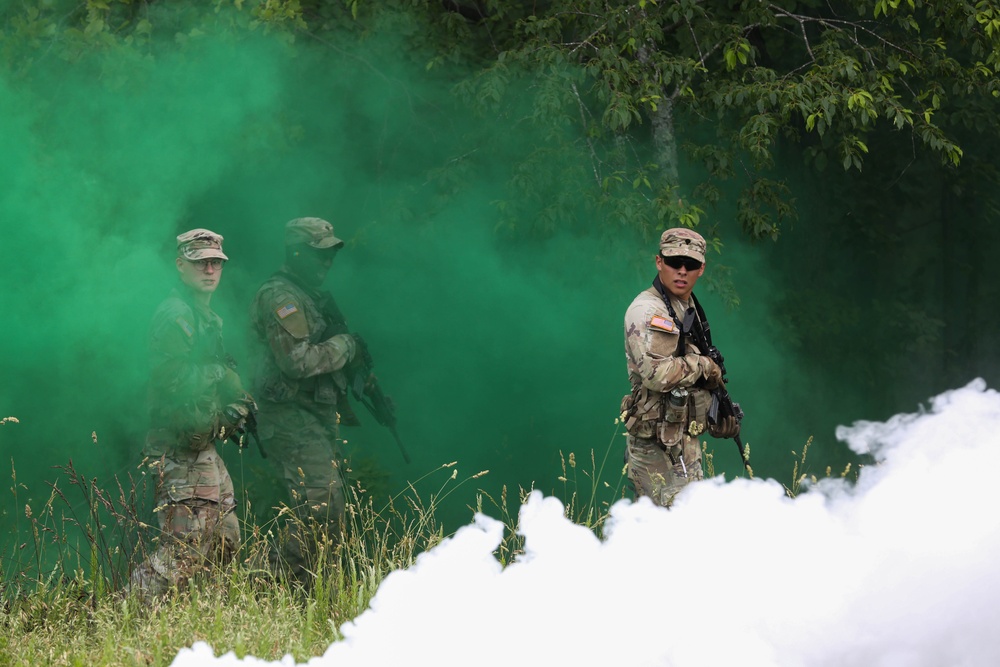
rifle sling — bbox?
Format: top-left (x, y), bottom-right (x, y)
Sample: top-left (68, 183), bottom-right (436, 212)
top-left (652, 276), bottom-right (701, 357)
top-left (690, 292), bottom-right (714, 350)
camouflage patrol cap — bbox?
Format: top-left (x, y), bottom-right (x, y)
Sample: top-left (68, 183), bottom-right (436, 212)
top-left (177, 228), bottom-right (228, 261)
top-left (285, 217), bottom-right (344, 249)
top-left (659, 228), bottom-right (706, 263)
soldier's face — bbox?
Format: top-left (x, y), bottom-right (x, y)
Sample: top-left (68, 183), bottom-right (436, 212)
top-left (656, 254), bottom-right (704, 300)
top-left (291, 246), bottom-right (338, 287)
top-left (176, 256), bottom-right (223, 294)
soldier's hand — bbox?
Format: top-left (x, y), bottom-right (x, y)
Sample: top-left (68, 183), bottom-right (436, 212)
top-left (348, 334), bottom-right (371, 367)
top-left (239, 392), bottom-right (258, 414)
top-left (220, 400), bottom-right (252, 443)
top-left (696, 355), bottom-right (723, 388)
top-left (709, 415), bottom-right (740, 439)
top-left (361, 371), bottom-right (377, 391)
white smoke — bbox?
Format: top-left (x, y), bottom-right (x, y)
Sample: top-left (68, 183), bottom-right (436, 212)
top-left (173, 379), bottom-right (1000, 667)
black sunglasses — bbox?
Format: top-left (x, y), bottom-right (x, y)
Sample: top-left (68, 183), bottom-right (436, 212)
top-left (661, 255), bottom-right (703, 271)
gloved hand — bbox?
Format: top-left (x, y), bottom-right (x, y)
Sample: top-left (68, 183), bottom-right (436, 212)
top-left (219, 394), bottom-right (256, 442)
top-left (350, 335), bottom-right (369, 370)
top-left (709, 415), bottom-right (741, 439)
top-left (689, 354), bottom-right (722, 388)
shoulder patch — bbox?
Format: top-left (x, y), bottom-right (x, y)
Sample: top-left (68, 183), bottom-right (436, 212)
top-left (271, 298), bottom-right (310, 339)
top-left (649, 315), bottom-right (676, 333)
top-left (175, 316), bottom-right (195, 338)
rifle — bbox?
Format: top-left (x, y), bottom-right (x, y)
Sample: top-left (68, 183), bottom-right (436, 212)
top-left (681, 298), bottom-right (749, 473)
top-left (350, 336), bottom-right (411, 464)
top-left (284, 273), bottom-right (410, 463)
top-left (243, 407), bottom-right (267, 459)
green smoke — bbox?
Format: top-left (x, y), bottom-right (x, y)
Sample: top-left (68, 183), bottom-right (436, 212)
top-left (0, 2), bottom-right (881, 557)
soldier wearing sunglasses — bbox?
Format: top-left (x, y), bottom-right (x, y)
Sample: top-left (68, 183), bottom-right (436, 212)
top-left (621, 227), bottom-right (741, 508)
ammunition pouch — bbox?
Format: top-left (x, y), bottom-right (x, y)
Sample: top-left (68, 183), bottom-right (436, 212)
top-left (256, 366), bottom-right (346, 407)
top-left (622, 386), bottom-right (690, 452)
top-left (658, 390), bottom-right (688, 451)
top-left (621, 386), bottom-right (663, 441)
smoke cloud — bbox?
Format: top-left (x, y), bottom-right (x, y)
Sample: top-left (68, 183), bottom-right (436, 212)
top-left (173, 379), bottom-right (1000, 667)
top-left (2, 9), bottom-right (799, 543)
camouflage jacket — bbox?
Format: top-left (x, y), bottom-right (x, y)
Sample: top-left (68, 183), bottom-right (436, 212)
top-left (249, 269), bottom-right (356, 425)
top-left (147, 289), bottom-right (241, 451)
top-left (623, 286), bottom-right (713, 441)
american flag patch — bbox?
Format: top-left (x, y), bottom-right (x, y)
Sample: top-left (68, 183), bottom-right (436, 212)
top-left (649, 315), bottom-right (675, 333)
top-left (175, 317), bottom-right (194, 338)
top-left (276, 303), bottom-right (299, 319)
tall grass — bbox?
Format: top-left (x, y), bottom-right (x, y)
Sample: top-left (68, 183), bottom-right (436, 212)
top-left (2, 418), bottom-right (853, 667)
top-left (0, 452), bottom-right (507, 667)
top-left (782, 435), bottom-right (860, 498)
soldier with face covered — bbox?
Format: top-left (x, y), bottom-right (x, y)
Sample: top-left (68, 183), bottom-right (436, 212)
top-left (621, 227), bottom-right (741, 508)
top-left (249, 217), bottom-right (360, 579)
top-left (130, 229), bottom-right (255, 598)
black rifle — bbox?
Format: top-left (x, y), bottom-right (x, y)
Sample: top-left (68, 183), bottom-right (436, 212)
top-left (242, 407), bottom-right (267, 459)
top-left (278, 271), bottom-right (410, 463)
top-left (681, 296), bottom-right (749, 472)
top-left (350, 336), bottom-right (411, 464)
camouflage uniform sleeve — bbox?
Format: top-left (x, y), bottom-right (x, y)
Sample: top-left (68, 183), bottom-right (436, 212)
top-left (148, 301), bottom-right (225, 434)
top-left (624, 294), bottom-right (708, 393)
top-left (255, 287), bottom-right (356, 379)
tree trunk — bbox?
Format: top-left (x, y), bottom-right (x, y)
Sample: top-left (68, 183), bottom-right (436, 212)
top-left (651, 98), bottom-right (680, 187)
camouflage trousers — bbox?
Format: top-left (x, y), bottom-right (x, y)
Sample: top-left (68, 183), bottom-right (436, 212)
top-left (130, 443), bottom-right (240, 598)
top-left (258, 403), bottom-right (347, 580)
top-left (626, 432), bottom-right (704, 508)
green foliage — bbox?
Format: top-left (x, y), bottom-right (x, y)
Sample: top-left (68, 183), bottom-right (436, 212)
top-left (441, 0), bottom-right (1000, 246)
top-left (5, 0), bottom-right (998, 252)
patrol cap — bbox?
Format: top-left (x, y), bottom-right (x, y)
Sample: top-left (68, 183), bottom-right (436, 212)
top-left (177, 228), bottom-right (228, 261)
top-left (285, 217), bottom-right (344, 249)
top-left (659, 227), bottom-right (706, 263)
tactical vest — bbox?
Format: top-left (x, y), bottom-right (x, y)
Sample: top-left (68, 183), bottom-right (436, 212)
top-left (251, 273), bottom-right (348, 427)
top-left (621, 287), bottom-right (711, 448)
top-left (146, 291), bottom-right (230, 450)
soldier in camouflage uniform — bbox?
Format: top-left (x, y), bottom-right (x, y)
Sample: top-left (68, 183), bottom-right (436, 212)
top-left (130, 229), bottom-right (256, 598)
top-left (621, 228), bottom-right (741, 508)
top-left (249, 217), bottom-right (360, 578)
